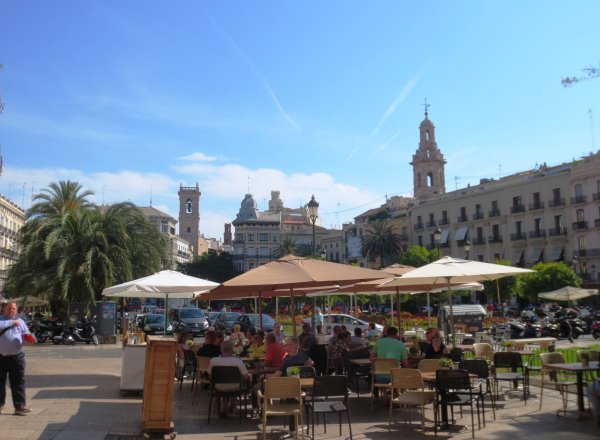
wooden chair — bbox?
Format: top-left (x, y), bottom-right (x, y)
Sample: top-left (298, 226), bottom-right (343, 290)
top-left (539, 352), bottom-right (577, 416)
top-left (388, 368), bottom-right (436, 432)
top-left (473, 343), bottom-right (493, 362)
top-left (370, 358), bottom-right (398, 410)
top-left (417, 358), bottom-right (443, 373)
top-left (258, 377), bottom-right (306, 440)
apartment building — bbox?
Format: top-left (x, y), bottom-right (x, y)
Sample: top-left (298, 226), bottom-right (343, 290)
top-left (0, 194), bottom-right (25, 291)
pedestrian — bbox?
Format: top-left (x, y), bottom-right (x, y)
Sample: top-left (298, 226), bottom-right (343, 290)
top-left (486, 302), bottom-right (494, 318)
top-left (314, 307), bottom-right (323, 335)
top-left (0, 300), bottom-right (35, 415)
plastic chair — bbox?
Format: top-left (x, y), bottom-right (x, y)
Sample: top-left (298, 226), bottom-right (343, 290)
top-left (473, 343), bottom-right (493, 362)
top-left (371, 358), bottom-right (398, 410)
top-left (192, 356), bottom-right (212, 405)
top-left (435, 369), bottom-right (484, 438)
top-left (258, 377), bottom-right (306, 440)
top-left (539, 352), bottom-right (577, 416)
top-left (492, 352), bottom-right (528, 403)
top-left (388, 368), bottom-right (436, 432)
top-left (417, 358), bottom-right (443, 373)
top-left (207, 366), bottom-right (248, 424)
top-left (306, 375), bottom-right (353, 439)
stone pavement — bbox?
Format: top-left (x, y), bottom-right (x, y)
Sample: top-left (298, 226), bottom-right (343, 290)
top-left (2, 343), bottom-right (598, 440)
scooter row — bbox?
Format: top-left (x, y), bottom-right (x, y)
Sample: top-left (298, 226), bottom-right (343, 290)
top-left (28, 315), bottom-right (98, 345)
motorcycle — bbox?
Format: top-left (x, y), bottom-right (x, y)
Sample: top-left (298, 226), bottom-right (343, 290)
top-left (53, 316), bottom-right (99, 346)
top-left (30, 316), bottom-right (64, 343)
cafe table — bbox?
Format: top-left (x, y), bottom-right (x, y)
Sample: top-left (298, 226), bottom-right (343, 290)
top-left (542, 361), bottom-right (599, 417)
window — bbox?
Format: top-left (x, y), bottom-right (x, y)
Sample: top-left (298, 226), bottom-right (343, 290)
top-left (259, 247), bottom-right (269, 257)
top-left (235, 233), bottom-right (243, 241)
top-left (554, 215), bottom-right (563, 229)
top-left (259, 233), bottom-right (268, 242)
top-left (272, 235), bottom-right (277, 242)
top-left (476, 227), bottom-right (483, 241)
top-left (186, 199), bottom-right (192, 214)
top-left (578, 236), bottom-right (586, 251)
top-left (248, 234), bottom-right (255, 242)
top-left (516, 220), bottom-right (522, 234)
top-left (513, 196), bottom-right (521, 206)
top-left (533, 192), bottom-right (541, 204)
top-left (475, 204), bottom-right (481, 215)
top-left (553, 188), bottom-right (561, 201)
top-left (417, 236), bottom-right (423, 246)
top-left (575, 184), bottom-right (583, 197)
top-left (247, 247), bottom-right (255, 256)
top-left (186, 227), bottom-right (191, 233)
top-left (577, 209), bottom-right (585, 222)
top-left (441, 210), bottom-right (448, 224)
top-left (534, 218), bottom-right (543, 233)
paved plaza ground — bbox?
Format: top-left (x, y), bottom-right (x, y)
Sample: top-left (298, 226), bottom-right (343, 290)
top-left (1, 338), bottom-right (598, 440)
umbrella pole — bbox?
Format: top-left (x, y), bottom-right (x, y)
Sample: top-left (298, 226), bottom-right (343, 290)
top-left (496, 279), bottom-right (501, 318)
top-left (275, 296), bottom-right (279, 321)
top-left (396, 288), bottom-right (401, 330)
top-left (447, 278), bottom-right (455, 347)
top-left (258, 291), bottom-right (263, 331)
top-left (164, 293), bottom-right (169, 337)
top-left (427, 292), bottom-right (431, 327)
top-left (389, 294), bottom-right (393, 327)
top-left (290, 286), bottom-right (296, 337)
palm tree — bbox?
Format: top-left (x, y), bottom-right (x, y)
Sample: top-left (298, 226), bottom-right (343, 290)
top-left (361, 219), bottom-right (403, 268)
top-left (27, 180), bottom-right (95, 219)
top-left (272, 236), bottom-right (298, 258)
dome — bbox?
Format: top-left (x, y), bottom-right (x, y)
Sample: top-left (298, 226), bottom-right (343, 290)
top-left (236, 194), bottom-right (259, 220)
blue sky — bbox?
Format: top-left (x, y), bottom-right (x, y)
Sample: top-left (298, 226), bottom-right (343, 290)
top-left (1, 1), bottom-right (599, 240)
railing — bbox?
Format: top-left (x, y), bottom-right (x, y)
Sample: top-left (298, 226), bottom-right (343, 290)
top-left (528, 230), bottom-right (546, 239)
top-left (426, 221), bottom-right (437, 228)
top-left (570, 195), bottom-right (586, 204)
top-left (488, 235), bottom-right (503, 243)
top-left (548, 227), bottom-right (567, 236)
top-left (439, 218), bottom-right (450, 225)
top-left (488, 209), bottom-right (501, 217)
top-left (572, 221), bottom-right (588, 230)
top-left (574, 248), bottom-right (600, 258)
top-left (472, 212), bottom-right (484, 220)
top-left (594, 193), bottom-right (600, 201)
top-left (457, 215), bottom-right (468, 223)
top-left (510, 232), bottom-right (527, 241)
top-left (548, 197), bottom-right (565, 207)
top-left (528, 202), bottom-right (544, 210)
top-left (472, 238), bottom-right (486, 245)
top-left (510, 205), bottom-right (526, 214)
top-left (414, 223), bottom-right (424, 230)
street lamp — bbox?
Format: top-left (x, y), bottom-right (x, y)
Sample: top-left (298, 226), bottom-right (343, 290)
top-left (321, 249), bottom-right (327, 261)
top-left (463, 238), bottom-right (471, 260)
top-left (592, 264), bottom-right (596, 283)
top-left (307, 195), bottom-right (319, 257)
top-left (434, 226), bottom-right (442, 258)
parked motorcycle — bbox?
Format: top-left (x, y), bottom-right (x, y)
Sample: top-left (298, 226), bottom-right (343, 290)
top-left (53, 316), bottom-right (99, 345)
top-left (30, 316), bottom-right (64, 343)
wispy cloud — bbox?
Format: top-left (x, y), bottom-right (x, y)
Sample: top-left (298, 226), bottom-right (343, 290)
top-left (179, 152), bottom-right (218, 162)
top-left (372, 75), bottom-right (421, 136)
top-left (346, 146), bottom-right (360, 161)
top-left (210, 18), bottom-right (300, 130)
top-left (371, 130), bottom-right (403, 156)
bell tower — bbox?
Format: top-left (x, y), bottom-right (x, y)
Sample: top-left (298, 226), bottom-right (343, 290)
top-left (410, 100), bottom-right (446, 199)
top-left (178, 183), bottom-right (201, 256)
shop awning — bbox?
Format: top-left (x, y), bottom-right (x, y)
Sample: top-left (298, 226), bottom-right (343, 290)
top-left (528, 247), bottom-right (544, 263)
top-left (512, 249), bottom-right (524, 265)
top-left (549, 246), bottom-right (565, 262)
top-left (455, 227), bottom-right (468, 241)
top-left (440, 229), bottom-right (449, 244)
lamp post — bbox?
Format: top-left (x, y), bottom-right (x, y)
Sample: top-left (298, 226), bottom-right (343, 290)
top-left (434, 227), bottom-right (442, 258)
top-left (592, 264), bottom-right (596, 284)
top-left (307, 195), bottom-right (319, 331)
top-left (463, 238), bottom-right (471, 260)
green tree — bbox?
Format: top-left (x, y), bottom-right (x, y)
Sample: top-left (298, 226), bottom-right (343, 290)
top-left (516, 261), bottom-right (580, 302)
top-left (361, 220), bottom-right (402, 268)
top-left (179, 251), bottom-right (239, 283)
top-left (368, 210), bottom-right (391, 222)
top-left (481, 258), bottom-right (520, 303)
top-left (27, 180), bottom-right (94, 219)
top-left (399, 245), bottom-right (432, 268)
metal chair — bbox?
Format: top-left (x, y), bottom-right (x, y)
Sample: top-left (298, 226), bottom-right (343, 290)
top-left (388, 368), bottom-right (436, 432)
top-left (306, 375), bottom-right (353, 439)
top-left (492, 352), bottom-right (528, 403)
top-left (179, 349), bottom-right (197, 390)
top-left (435, 369), bottom-right (484, 438)
top-left (460, 359), bottom-right (496, 420)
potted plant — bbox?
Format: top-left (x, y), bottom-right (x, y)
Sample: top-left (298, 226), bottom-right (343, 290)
top-left (439, 357), bottom-right (454, 369)
top-left (502, 340), bottom-right (514, 351)
top-left (579, 350), bottom-right (590, 367)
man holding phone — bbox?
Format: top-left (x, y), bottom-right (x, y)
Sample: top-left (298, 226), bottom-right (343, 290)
top-left (0, 300), bottom-right (36, 415)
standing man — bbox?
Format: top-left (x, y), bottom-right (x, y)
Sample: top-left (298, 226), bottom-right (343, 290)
top-left (0, 300), bottom-right (35, 415)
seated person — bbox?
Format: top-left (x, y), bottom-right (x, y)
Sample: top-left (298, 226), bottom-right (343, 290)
top-left (371, 326), bottom-right (409, 368)
top-left (366, 322), bottom-right (381, 340)
top-left (423, 334), bottom-right (446, 359)
top-left (331, 330), bottom-right (352, 372)
top-left (328, 325), bottom-right (342, 348)
top-left (270, 323), bottom-right (286, 344)
top-left (298, 323), bottom-right (317, 353)
top-left (246, 330), bottom-right (266, 359)
top-left (264, 332), bottom-right (287, 368)
top-left (229, 324), bottom-right (246, 348)
top-left (268, 336), bottom-right (314, 378)
top-left (351, 327), bottom-right (367, 347)
top-left (197, 330), bottom-right (221, 358)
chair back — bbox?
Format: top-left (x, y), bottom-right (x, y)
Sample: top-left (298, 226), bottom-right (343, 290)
top-left (211, 365), bottom-right (242, 386)
top-left (264, 376), bottom-right (302, 400)
top-left (197, 356), bottom-right (212, 372)
top-left (449, 347), bottom-right (463, 362)
top-left (391, 368), bottom-right (424, 390)
top-left (372, 358), bottom-right (398, 375)
top-left (493, 351), bottom-right (523, 369)
top-left (183, 349), bottom-right (197, 366)
top-left (460, 359), bottom-right (490, 379)
top-left (418, 358), bottom-right (442, 372)
top-left (540, 352), bottom-right (566, 367)
top-left (348, 347), bottom-right (371, 359)
top-left (435, 369), bottom-right (471, 392)
top-left (311, 375), bottom-right (349, 399)
top-left (473, 343), bottom-right (493, 360)
top-left (299, 366), bottom-right (317, 378)
top-left (462, 337), bottom-right (475, 345)
top-left (576, 349), bottom-right (600, 362)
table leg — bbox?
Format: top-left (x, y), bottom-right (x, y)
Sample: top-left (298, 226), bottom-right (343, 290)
top-left (576, 371), bottom-right (585, 414)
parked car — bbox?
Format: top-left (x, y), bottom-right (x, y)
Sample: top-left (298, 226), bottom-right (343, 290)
top-left (303, 313), bottom-right (383, 334)
top-left (213, 312), bottom-right (242, 334)
top-left (207, 311), bottom-right (220, 326)
top-left (133, 313), bottom-right (148, 331)
top-left (168, 307), bottom-right (209, 336)
top-left (142, 314), bottom-right (170, 336)
top-left (235, 313), bottom-right (276, 333)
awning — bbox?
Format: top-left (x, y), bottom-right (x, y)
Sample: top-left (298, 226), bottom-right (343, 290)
top-left (549, 246), bottom-right (564, 262)
top-left (512, 250), bottom-right (524, 265)
top-left (440, 230), bottom-right (449, 244)
top-left (528, 247), bottom-right (544, 263)
top-left (455, 227), bottom-right (468, 241)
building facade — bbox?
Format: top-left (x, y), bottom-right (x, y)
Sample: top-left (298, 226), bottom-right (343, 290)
top-left (178, 183), bottom-right (201, 256)
top-left (0, 195), bottom-right (25, 291)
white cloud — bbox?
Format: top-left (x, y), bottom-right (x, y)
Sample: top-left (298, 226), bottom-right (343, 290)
top-left (372, 75), bottom-right (421, 136)
top-left (178, 152), bottom-right (218, 162)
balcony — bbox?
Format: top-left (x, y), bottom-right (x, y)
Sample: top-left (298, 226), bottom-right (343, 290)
top-left (472, 212), bottom-right (484, 220)
top-left (510, 204), bottom-right (526, 214)
top-left (528, 201), bottom-right (544, 211)
top-left (439, 218), bottom-right (450, 226)
top-left (574, 248), bottom-right (600, 258)
top-left (548, 197), bottom-right (565, 207)
top-left (528, 229), bottom-right (546, 239)
top-left (571, 195), bottom-right (587, 204)
top-left (457, 215), bottom-right (468, 223)
top-left (414, 223), bottom-right (424, 230)
top-left (595, 219), bottom-right (600, 228)
top-left (472, 238), bottom-right (486, 245)
top-left (548, 227), bottom-right (567, 236)
top-left (488, 235), bottom-right (503, 244)
top-left (510, 232), bottom-right (527, 241)
top-left (399, 235), bottom-right (409, 241)
top-left (488, 209), bottom-right (501, 218)
top-left (572, 221), bottom-right (588, 231)
top-left (426, 221), bottom-right (437, 228)
top-left (594, 192), bottom-right (600, 201)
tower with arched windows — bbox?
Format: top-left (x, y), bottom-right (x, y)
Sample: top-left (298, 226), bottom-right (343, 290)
top-left (410, 108), bottom-right (446, 199)
top-left (178, 183), bottom-right (201, 256)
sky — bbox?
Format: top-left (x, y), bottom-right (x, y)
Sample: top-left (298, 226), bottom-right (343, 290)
top-left (1, 1), bottom-right (599, 240)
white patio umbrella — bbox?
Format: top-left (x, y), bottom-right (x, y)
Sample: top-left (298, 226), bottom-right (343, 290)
top-left (102, 270), bottom-right (219, 335)
top-left (380, 256), bottom-right (534, 344)
top-left (538, 286), bottom-right (599, 302)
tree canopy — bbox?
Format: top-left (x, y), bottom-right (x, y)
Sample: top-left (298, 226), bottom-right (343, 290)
top-left (178, 251), bottom-right (239, 283)
top-left (361, 220), bottom-right (403, 268)
top-left (399, 245), bottom-right (434, 268)
top-left (516, 261), bottom-right (580, 302)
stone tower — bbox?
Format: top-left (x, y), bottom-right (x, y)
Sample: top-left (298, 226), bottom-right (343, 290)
top-left (410, 106), bottom-right (446, 199)
top-left (178, 183), bottom-right (201, 256)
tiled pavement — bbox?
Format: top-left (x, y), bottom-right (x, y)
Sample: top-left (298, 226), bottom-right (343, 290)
top-left (2, 343), bottom-right (598, 440)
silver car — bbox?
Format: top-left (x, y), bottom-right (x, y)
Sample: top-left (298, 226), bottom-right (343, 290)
top-left (303, 314), bottom-right (383, 333)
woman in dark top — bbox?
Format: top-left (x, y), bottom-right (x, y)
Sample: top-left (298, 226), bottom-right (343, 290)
top-left (423, 335), bottom-right (446, 359)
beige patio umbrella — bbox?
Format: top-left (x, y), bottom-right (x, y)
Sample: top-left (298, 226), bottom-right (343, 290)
top-left (200, 255), bottom-right (392, 335)
top-left (380, 256), bottom-right (534, 345)
top-left (11, 295), bottom-right (49, 308)
top-left (538, 286), bottom-right (599, 302)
